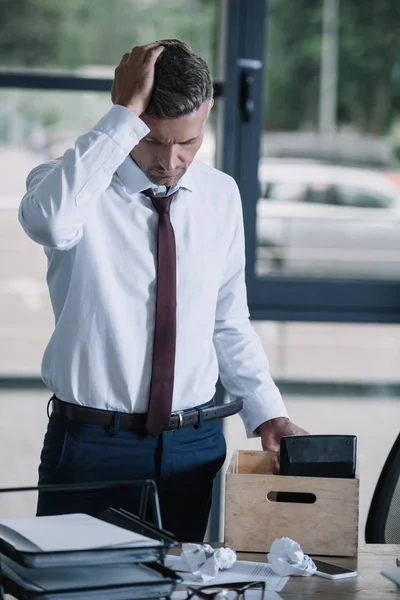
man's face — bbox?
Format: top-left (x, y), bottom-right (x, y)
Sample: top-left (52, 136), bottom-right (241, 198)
top-left (131, 101), bottom-right (212, 188)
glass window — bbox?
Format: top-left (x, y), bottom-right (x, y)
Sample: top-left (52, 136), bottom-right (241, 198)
top-left (0, 0), bottom-right (218, 76)
top-left (0, 86), bottom-right (218, 376)
top-left (262, 182), bottom-right (306, 202)
top-left (0, 0), bottom-right (220, 518)
top-left (256, 0), bottom-right (400, 280)
top-left (0, 0), bottom-right (219, 378)
top-left (0, 89), bottom-right (113, 376)
top-left (0, 0), bottom-right (221, 522)
top-left (333, 185), bottom-right (393, 209)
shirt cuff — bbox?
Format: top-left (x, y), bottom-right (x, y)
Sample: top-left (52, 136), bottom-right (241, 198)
top-left (238, 388), bottom-right (289, 438)
top-left (93, 105), bottom-right (150, 153)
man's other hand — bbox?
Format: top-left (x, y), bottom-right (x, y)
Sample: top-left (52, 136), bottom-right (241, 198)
top-left (258, 417), bottom-right (309, 474)
top-left (111, 42), bottom-right (164, 116)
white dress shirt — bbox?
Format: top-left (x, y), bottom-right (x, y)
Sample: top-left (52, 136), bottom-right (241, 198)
top-left (19, 105), bottom-right (288, 435)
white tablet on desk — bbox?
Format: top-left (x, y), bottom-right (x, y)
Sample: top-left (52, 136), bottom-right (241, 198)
top-left (381, 568), bottom-right (400, 586)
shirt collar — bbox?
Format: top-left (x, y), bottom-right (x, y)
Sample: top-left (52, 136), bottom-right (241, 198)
top-left (116, 155), bottom-right (194, 196)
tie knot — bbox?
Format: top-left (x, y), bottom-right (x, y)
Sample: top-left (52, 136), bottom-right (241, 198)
top-left (142, 188), bottom-right (174, 214)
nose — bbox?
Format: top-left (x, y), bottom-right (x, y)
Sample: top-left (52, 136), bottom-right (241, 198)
top-left (158, 145), bottom-right (179, 172)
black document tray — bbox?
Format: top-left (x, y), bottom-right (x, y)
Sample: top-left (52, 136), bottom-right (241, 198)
top-left (2, 555), bottom-right (181, 600)
top-left (0, 479), bottom-right (174, 569)
top-left (0, 521), bottom-right (166, 569)
top-left (99, 507), bottom-right (177, 561)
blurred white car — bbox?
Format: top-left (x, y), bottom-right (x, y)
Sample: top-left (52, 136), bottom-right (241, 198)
top-left (256, 160), bottom-right (400, 279)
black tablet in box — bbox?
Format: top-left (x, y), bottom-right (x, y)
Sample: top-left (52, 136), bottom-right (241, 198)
top-left (279, 434), bottom-right (357, 478)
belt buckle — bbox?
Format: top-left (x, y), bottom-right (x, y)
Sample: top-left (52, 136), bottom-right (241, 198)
top-left (171, 410), bottom-right (184, 429)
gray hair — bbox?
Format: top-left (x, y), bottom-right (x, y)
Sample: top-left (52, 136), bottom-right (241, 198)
top-left (145, 39), bottom-right (213, 119)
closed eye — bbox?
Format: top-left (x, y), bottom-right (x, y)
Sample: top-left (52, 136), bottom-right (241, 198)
top-left (145, 138), bottom-right (197, 146)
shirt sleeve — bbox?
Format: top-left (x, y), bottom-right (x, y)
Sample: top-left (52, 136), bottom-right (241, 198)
top-left (213, 178), bottom-right (289, 437)
top-left (18, 105), bottom-right (149, 250)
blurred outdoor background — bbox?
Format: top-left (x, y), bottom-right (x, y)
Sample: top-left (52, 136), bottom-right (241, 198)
top-left (0, 0), bottom-right (400, 542)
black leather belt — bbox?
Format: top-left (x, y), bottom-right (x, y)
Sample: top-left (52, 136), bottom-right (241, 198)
top-left (50, 396), bottom-right (243, 432)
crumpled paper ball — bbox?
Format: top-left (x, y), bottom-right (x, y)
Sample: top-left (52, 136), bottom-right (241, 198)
top-left (181, 543), bottom-right (237, 582)
top-left (268, 537), bottom-right (317, 576)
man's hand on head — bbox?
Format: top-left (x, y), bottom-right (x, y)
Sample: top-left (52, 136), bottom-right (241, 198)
top-left (111, 42), bottom-right (164, 116)
top-left (257, 417), bottom-right (309, 474)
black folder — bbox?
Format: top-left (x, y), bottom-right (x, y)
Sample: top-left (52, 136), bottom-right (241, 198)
top-left (1, 554), bottom-right (181, 600)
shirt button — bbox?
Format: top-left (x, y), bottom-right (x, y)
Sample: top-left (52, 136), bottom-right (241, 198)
top-left (129, 131), bottom-right (136, 139)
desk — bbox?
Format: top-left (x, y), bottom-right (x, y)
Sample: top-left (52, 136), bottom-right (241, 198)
top-left (239, 544), bottom-right (399, 599)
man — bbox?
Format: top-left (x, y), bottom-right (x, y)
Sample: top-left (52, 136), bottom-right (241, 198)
top-left (19, 40), bottom-right (307, 541)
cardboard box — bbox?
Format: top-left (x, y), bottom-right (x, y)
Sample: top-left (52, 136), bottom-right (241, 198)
top-left (224, 450), bottom-right (359, 557)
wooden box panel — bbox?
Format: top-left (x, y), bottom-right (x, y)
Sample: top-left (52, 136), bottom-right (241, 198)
top-left (224, 450), bottom-right (359, 557)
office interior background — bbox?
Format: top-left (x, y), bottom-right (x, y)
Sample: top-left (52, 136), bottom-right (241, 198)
top-left (1, 0), bottom-right (400, 540)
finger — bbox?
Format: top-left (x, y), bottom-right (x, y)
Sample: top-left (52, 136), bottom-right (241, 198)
top-left (115, 53), bottom-right (130, 71)
top-left (128, 42), bottom-right (162, 58)
top-left (144, 44), bottom-right (164, 65)
top-left (142, 41), bottom-right (164, 50)
top-left (118, 53), bottom-right (130, 64)
top-left (262, 441), bottom-right (280, 453)
top-left (272, 455), bottom-right (280, 475)
top-left (153, 45), bottom-right (165, 60)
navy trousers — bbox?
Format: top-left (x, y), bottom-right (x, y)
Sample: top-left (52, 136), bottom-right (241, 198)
top-left (36, 410), bottom-right (226, 542)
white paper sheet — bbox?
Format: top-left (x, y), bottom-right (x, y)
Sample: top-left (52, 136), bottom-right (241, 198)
top-left (166, 555), bottom-right (288, 592)
top-left (0, 513), bottom-right (161, 552)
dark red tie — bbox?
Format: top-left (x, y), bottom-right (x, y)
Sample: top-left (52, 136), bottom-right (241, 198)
top-left (143, 188), bottom-right (177, 437)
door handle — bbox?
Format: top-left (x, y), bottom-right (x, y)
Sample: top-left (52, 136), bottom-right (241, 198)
top-left (237, 58), bottom-right (262, 122)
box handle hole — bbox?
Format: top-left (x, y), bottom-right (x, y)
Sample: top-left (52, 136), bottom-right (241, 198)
top-left (267, 491), bottom-right (316, 504)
